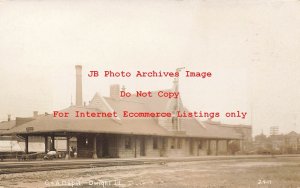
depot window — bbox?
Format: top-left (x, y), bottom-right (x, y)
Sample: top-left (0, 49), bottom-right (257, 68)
top-left (153, 137), bottom-right (158, 149)
top-left (125, 137), bottom-right (132, 149)
top-left (177, 138), bottom-right (182, 149)
top-left (198, 141), bottom-right (203, 149)
top-left (170, 138), bottom-right (176, 149)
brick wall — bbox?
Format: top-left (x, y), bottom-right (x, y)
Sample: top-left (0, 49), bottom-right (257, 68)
top-left (117, 135), bottom-right (136, 158)
top-left (117, 135), bottom-right (163, 158)
top-left (144, 136), bottom-right (161, 157)
top-left (77, 134), bottom-right (230, 158)
top-left (164, 137), bottom-right (186, 157)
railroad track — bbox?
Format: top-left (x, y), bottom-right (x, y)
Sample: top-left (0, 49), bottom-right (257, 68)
top-left (0, 160), bottom-right (156, 174)
top-left (0, 155), bottom-right (299, 175)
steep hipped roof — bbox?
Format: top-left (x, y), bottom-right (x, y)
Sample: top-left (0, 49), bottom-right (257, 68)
top-left (88, 92), bottom-right (121, 121)
top-left (113, 91), bottom-right (242, 139)
top-left (181, 118), bottom-right (241, 139)
top-left (0, 120), bottom-right (16, 133)
top-left (105, 94), bottom-right (241, 139)
top-left (286, 131), bottom-right (299, 136)
top-left (130, 89), bottom-right (184, 113)
top-left (2, 88), bottom-right (243, 139)
top-left (2, 105), bottom-right (170, 136)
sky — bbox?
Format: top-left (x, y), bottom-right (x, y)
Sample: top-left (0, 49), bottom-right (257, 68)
top-left (0, 0), bottom-right (300, 136)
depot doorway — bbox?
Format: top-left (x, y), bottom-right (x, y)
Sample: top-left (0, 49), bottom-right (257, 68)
top-left (102, 135), bottom-right (109, 157)
top-left (140, 137), bottom-right (146, 156)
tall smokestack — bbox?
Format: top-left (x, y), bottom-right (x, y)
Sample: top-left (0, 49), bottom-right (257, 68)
top-left (75, 65), bottom-right (83, 106)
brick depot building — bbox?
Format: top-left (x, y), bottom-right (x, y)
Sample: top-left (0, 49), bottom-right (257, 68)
top-left (0, 65), bottom-right (248, 159)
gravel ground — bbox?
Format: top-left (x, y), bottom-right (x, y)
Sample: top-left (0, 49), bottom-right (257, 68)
top-left (0, 157), bottom-right (299, 188)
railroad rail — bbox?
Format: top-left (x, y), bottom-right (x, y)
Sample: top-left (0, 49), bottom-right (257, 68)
top-left (0, 155), bottom-right (299, 175)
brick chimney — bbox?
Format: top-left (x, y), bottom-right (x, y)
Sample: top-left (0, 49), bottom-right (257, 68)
top-left (110, 84), bottom-right (120, 99)
top-left (75, 65), bottom-right (83, 106)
